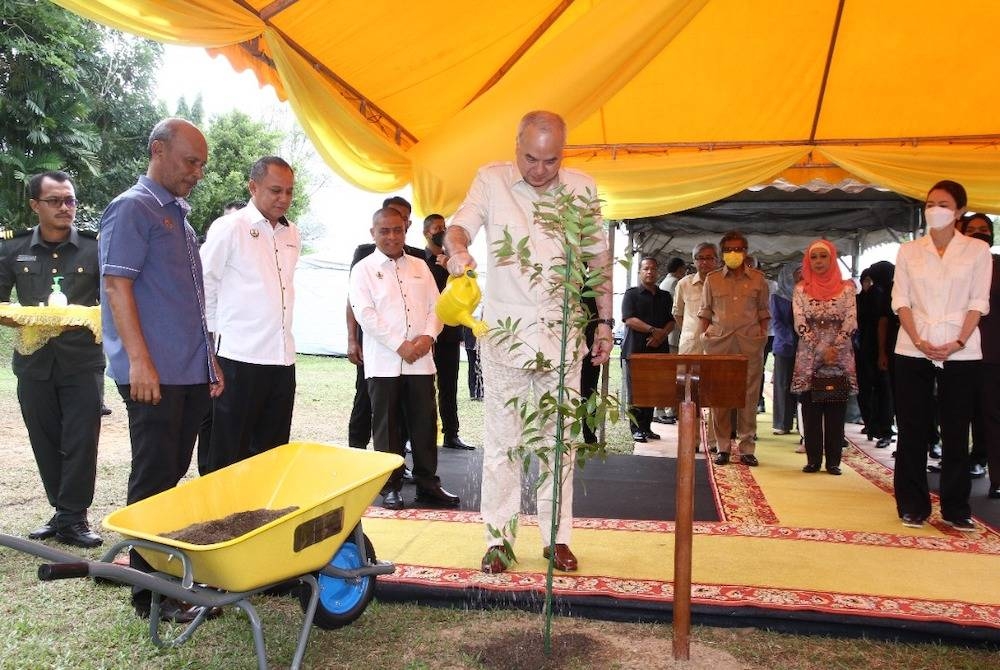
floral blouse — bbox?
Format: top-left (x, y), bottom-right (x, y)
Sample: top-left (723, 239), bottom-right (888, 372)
top-left (791, 282), bottom-right (858, 394)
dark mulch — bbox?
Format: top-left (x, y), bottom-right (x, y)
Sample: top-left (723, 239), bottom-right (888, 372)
top-left (162, 506), bottom-right (298, 544)
top-left (462, 630), bottom-right (601, 670)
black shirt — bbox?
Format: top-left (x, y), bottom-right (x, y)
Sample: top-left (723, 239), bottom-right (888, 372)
top-left (424, 247), bottom-right (462, 343)
top-left (621, 284), bottom-right (674, 358)
top-left (0, 226), bottom-right (104, 379)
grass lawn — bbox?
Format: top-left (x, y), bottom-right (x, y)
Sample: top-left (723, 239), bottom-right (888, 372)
top-left (0, 329), bottom-right (996, 668)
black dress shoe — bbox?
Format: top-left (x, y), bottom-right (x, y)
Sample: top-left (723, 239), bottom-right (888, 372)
top-left (713, 452), bottom-right (730, 465)
top-left (970, 463), bottom-right (987, 478)
top-left (875, 437), bottom-right (892, 449)
top-left (927, 462), bottom-right (942, 473)
top-left (415, 484), bottom-right (460, 507)
top-left (802, 463), bottom-right (820, 473)
top-left (101, 405), bottom-right (113, 416)
top-left (27, 517), bottom-right (57, 541)
top-left (643, 430), bottom-right (661, 440)
top-left (55, 521), bottom-right (103, 548)
top-left (740, 454), bottom-right (759, 467)
top-left (631, 431), bottom-right (647, 443)
top-left (382, 490), bottom-right (404, 510)
top-left (442, 435), bottom-right (475, 450)
top-left (652, 416), bottom-right (677, 425)
top-left (900, 513), bottom-right (926, 528)
top-left (988, 483), bottom-right (1000, 499)
top-left (826, 466), bottom-right (842, 475)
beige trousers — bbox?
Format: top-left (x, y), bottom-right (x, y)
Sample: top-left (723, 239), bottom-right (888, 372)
top-left (480, 349), bottom-right (580, 548)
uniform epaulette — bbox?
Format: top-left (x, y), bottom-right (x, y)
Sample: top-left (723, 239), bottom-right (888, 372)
top-left (0, 228), bottom-right (30, 240)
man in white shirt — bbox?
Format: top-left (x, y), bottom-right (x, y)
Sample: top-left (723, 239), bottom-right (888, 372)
top-left (349, 207), bottom-right (460, 510)
top-left (674, 242), bottom-right (721, 451)
top-left (444, 110), bottom-right (614, 574)
top-left (653, 256), bottom-right (688, 424)
top-left (200, 156), bottom-right (300, 472)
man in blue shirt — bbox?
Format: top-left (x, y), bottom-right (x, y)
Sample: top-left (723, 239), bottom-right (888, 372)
top-left (100, 117), bottom-right (224, 623)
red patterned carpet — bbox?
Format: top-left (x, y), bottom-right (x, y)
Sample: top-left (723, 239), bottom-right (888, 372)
top-left (363, 425), bottom-right (1000, 642)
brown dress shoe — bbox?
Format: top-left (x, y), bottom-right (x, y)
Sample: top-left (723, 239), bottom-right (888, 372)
top-left (481, 546), bottom-right (513, 574)
top-left (542, 543), bottom-right (578, 572)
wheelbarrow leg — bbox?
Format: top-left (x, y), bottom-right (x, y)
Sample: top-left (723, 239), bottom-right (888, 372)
top-left (291, 574), bottom-right (321, 670)
top-left (231, 599), bottom-right (269, 670)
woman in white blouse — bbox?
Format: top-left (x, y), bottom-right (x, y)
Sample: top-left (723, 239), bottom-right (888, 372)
top-left (891, 180), bottom-right (993, 531)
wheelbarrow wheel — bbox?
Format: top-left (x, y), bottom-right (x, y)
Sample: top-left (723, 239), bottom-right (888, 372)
top-left (304, 533), bottom-right (376, 629)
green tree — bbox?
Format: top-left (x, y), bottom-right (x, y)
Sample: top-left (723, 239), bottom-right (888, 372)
top-left (187, 110), bottom-right (309, 234)
top-left (0, 0), bottom-right (163, 229)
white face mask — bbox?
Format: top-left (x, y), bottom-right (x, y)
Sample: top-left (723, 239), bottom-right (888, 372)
top-left (925, 206), bottom-right (956, 231)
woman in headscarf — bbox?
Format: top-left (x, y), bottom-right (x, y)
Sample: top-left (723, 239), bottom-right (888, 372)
top-left (769, 262), bottom-right (800, 435)
top-left (791, 239), bottom-right (857, 475)
top-left (891, 180), bottom-right (992, 530)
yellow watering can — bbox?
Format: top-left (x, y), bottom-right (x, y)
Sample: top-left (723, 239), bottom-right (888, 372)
top-left (435, 269), bottom-right (489, 337)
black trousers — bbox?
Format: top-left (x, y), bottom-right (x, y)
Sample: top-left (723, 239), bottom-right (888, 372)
top-left (971, 362), bottom-right (1000, 480)
top-left (466, 344), bottom-right (483, 399)
top-left (800, 394), bottom-right (846, 469)
top-left (621, 358), bottom-right (651, 433)
top-left (118, 383), bottom-right (210, 607)
top-left (348, 363), bottom-right (372, 448)
top-left (580, 351), bottom-right (601, 443)
top-left (205, 357), bottom-right (295, 473)
top-left (893, 356), bottom-right (977, 521)
top-left (433, 340), bottom-right (461, 437)
top-left (368, 375), bottom-right (439, 492)
top-left (856, 348), bottom-right (895, 438)
top-left (17, 365), bottom-right (101, 528)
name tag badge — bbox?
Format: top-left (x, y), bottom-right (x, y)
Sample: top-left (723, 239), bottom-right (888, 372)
top-left (15, 255), bottom-right (36, 262)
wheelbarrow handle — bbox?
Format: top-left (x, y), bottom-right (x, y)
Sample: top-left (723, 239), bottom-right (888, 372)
top-left (38, 562), bottom-right (90, 581)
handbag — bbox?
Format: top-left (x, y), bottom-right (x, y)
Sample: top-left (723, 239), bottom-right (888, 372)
top-left (809, 365), bottom-right (850, 403)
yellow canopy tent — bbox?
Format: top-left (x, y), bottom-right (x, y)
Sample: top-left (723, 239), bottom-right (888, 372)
top-left (55, 0), bottom-right (1000, 218)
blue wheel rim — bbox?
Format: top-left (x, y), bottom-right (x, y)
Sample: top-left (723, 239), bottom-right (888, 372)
top-left (317, 541), bottom-right (370, 614)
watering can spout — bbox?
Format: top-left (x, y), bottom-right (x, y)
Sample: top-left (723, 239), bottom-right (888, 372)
top-left (435, 269), bottom-right (488, 337)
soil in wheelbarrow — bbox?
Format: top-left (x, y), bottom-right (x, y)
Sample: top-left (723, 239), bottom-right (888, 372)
top-left (162, 507), bottom-right (298, 544)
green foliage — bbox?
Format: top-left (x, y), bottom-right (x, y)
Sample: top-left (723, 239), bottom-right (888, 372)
top-left (0, 0), bottom-right (165, 230)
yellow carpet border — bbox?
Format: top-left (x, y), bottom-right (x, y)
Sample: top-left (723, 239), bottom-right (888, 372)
top-left (366, 438), bottom-right (1000, 632)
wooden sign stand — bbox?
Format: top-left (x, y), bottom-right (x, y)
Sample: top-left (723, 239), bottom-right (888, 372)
top-left (627, 354), bottom-right (748, 661)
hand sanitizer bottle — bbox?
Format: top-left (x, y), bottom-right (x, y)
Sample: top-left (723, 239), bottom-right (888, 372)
top-left (47, 276), bottom-right (67, 307)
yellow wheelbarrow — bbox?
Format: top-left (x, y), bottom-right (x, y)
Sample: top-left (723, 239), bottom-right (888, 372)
top-left (0, 442), bottom-right (402, 670)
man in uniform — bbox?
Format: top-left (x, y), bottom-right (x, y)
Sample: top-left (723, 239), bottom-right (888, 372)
top-left (698, 231), bottom-right (770, 466)
top-left (0, 171), bottom-right (103, 548)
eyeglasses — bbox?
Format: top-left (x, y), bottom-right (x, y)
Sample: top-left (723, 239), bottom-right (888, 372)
top-left (36, 197), bottom-right (78, 208)
top-left (720, 247), bottom-right (746, 253)
top-left (694, 255), bottom-right (717, 262)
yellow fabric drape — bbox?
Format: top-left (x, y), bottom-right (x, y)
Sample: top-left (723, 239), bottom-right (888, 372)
top-left (819, 145), bottom-right (1000, 213)
top-left (409, 0), bottom-right (709, 216)
top-left (53, 0), bottom-right (1000, 220)
top-left (265, 33), bottom-right (411, 193)
top-left (567, 146), bottom-right (810, 220)
top-left (53, 0), bottom-right (260, 47)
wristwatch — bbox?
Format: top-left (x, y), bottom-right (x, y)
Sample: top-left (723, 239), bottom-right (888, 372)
top-left (597, 318), bottom-right (614, 327)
